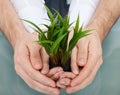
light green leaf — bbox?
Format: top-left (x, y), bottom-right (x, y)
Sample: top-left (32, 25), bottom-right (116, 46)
top-left (74, 15), bottom-right (80, 32)
top-left (51, 32), bottom-right (69, 54)
top-left (44, 5), bottom-right (54, 22)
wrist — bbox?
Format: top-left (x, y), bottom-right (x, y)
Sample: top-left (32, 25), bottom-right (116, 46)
top-left (5, 21), bottom-right (27, 48)
top-left (86, 18), bottom-right (106, 43)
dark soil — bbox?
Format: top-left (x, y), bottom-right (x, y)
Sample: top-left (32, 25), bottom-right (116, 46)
top-left (49, 58), bottom-right (71, 72)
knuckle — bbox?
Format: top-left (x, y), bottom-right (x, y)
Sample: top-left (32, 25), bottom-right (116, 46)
top-left (72, 87), bottom-right (78, 92)
top-left (27, 80), bottom-right (36, 89)
top-left (88, 76), bottom-right (94, 85)
top-left (31, 60), bottom-right (41, 64)
top-left (89, 51), bottom-right (102, 59)
top-left (89, 52), bottom-right (95, 57)
top-left (14, 64), bottom-right (20, 75)
top-left (28, 71), bottom-right (35, 79)
top-left (85, 70), bottom-right (90, 77)
top-left (78, 51), bottom-right (87, 54)
top-left (14, 56), bottom-right (21, 64)
top-left (28, 82), bottom-right (35, 89)
top-left (41, 86), bottom-right (46, 92)
top-left (100, 58), bottom-right (103, 65)
top-left (89, 80), bottom-right (93, 85)
top-left (97, 52), bottom-right (102, 57)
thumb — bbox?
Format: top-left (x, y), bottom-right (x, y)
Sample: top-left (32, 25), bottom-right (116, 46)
top-left (40, 47), bottom-right (49, 74)
top-left (29, 44), bottom-right (42, 70)
top-left (77, 40), bottom-right (88, 67)
top-left (71, 47), bottom-right (79, 75)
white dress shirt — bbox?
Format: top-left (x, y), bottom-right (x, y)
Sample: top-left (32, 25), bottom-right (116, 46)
top-left (10, 0), bottom-right (99, 33)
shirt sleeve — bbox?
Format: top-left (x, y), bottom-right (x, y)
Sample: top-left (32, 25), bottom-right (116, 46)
top-left (10, 0), bottom-right (50, 33)
top-left (68, 0), bottom-right (99, 28)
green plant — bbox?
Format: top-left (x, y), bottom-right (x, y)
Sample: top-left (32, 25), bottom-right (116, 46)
top-left (23, 5), bottom-right (91, 68)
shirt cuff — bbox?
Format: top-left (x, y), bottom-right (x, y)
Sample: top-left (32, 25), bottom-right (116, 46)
top-left (69, 0), bottom-right (99, 28)
top-left (11, 0), bottom-right (50, 33)
top-left (19, 6), bottom-right (50, 33)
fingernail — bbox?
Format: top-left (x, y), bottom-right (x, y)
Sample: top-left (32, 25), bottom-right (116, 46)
top-left (34, 63), bottom-right (41, 69)
top-left (60, 81), bottom-right (65, 85)
top-left (74, 70), bottom-right (79, 75)
top-left (73, 67), bottom-right (79, 75)
top-left (58, 67), bottom-right (63, 71)
top-left (79, 58), bottom-right (86, 66)
top-left (41, 70), bottom-right (47, 74)
top-left (35, 63), bottom-right (40, 67)
top-left (50, 82), bottom-right (55, 87)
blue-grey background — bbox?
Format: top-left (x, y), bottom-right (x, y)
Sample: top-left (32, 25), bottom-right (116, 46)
top-left (0, 18), bottom-right (120, 95)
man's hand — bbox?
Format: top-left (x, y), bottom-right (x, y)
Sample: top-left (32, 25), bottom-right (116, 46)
top-left (67, 30), bottom-right (103, 93)
top-left (57, 72), bottom-right (76, 89)
top-left (14, 32), bottom-right (60, 95)
top-left (47, 67), bottom-right (76, 89)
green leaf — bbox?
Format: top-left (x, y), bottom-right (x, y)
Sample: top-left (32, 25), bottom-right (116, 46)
top-left (44, 5), bottom-right (54, 23)
top-left (74, 15), bottom-right (80, 32)
top-left (51, 29), bottom-right (60, 40)
top-left (22, 19), bottom-right (43, 33)
top-left (51, 32), bottom-right (69, 55)
top-left (47, 15), bottom-right (58, 40)
top-left (53, 9), bottom-right (63, 24)
top-left (42, 24), bottom-right (50, 30)
top-left (22, 5), bottom-right (92, 65)
top-left (39, 32), bottom-right (47, 40)
top-left (68, 30), bottom-right (90, 52)
top-left (40, 43), bottom-right (51, 54)
top-left (37, 40), bottom-right (53, 44)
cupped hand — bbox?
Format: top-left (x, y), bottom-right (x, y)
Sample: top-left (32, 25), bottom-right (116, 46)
top-left (56, 72), bottom-right (76, 89)
top-left (47, 67), bottom-right (76, 89)
top-left (14, 32), bottom-right (60, 95)
top-left (67, 29), bottom-right (103, 94)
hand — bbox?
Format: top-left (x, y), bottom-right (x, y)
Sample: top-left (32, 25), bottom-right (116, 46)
top-left (67, 29), bottom-right (103, 93)
top-left (47, 67), bottom-right (64, 81)
top-left (47, 67), bottom-right (76, 89)
top-left (57, 72), bottom-right (76, 89)
top-left (14, 32), bottom-right (60, 95)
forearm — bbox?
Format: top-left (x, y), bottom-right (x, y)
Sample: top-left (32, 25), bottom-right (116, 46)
top-left (0, 0), bottom-right (26, 47)
top-left (88, 0), bottom-right (120, 42)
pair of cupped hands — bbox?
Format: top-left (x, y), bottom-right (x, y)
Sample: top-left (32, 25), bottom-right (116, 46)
top-left (13, 27), bottom-right (103, 95)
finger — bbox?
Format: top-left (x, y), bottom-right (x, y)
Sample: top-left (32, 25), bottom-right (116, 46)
top-left (15, 64), bottom-right (60, 95)
top-left (40, 47), bottom-right (49, 74)
top-left (71, 47), bottom-right (79, 75)
top-left (51, 70), bottom-right (64, 81)
top-left (47, 67), bottom-right (63, 77)
top-left (60, 72), bottom-right (76, 79)
top-left (56, 81), bottom-right (66, 89)
top-left (71, 43), bottom-right (100, 86)
top-left (67, 58), bottom-right (103, 94)
top-left (29, 43), bottom-right (42, 70)
top-left (24, 60), bottom-right (56, 87)
top-left (15, 46), bottom-right (56, 87)
top-left (76, 39), bottom-right (88, 66)
top-left (59, 78), bottom-right (71, 86)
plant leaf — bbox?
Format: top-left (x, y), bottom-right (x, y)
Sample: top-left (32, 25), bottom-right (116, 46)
top-left (51, 32), bottom-right (69, 55)
top-left (44, 4), bottom-right (54, 23)
top-left (22, 19), bottom-right (43, 33)
top-left (74, 15), bottom-right (80, 32)
top-left (37, 40), bottom-right (53, 44)
top-left (68, 30), bottom-right (90, 52)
